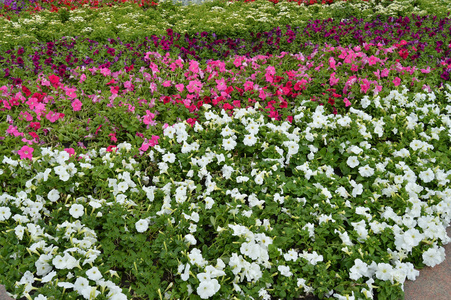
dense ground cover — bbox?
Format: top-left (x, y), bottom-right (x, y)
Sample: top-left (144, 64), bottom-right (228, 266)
top-left (1, 0), bottom-right (451, 299)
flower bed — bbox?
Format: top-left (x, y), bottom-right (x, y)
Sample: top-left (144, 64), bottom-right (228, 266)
top-left (0, 0), bottom-right (451, 299)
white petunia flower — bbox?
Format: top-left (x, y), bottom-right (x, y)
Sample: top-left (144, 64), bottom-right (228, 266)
top-left (243, 134), bottom-right (258, 146)
top-left (41, 271), bottom-right (57, 283)
top-left (162, 153), bottom-right (176, 163)
top-left (347, 156), bottom-right (359, 168)
top-left (185, 234), bottom-right (197, 246)
top-left (47, 189), bottom-right (60, 202)
top-left (117, 181), bottom-right (129, 193)
top-left (359, 165), bottom-right (375, 177)
top-left (375, 263), bottom-right (393, 281)
top-left (0, 207), bottom-right (11, 221)
top-left (349, 259), bottom-right (370, 280)
top-left (197, 279), bottom-right (220, 299)
top-left (86, 267), bottom-right (102, 281)
top-left (69, 204), bottom-right (84, 219)
top-left (59, 172), bottom-right (70, 182)
top-left (283, 249), bottom-right (299, 262)
top-left (419, 168), bottom-right (435, 183)
top-left (52, 255), bottom-right (67, 269)
top-left (14, 225), bottom-right (25, 240)
top-left (204, 197), bottom-right (215, 209)
top-left (422, 246), bottom-right (446, 267)
top-left (135, 219), bottom-right (149, 233)
top-left (73, 277), bottom-right (90, 297)
top-left (222, 137), bottom-right (237, 151)
top-left (278, 265), bottom-right (293, 277)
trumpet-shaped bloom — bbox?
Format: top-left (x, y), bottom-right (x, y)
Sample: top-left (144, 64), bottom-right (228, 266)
top-left (18, 145), bottom-right (34, 160)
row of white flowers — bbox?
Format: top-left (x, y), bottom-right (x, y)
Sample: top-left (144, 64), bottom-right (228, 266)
top-left (1, 85), bottom-right (451, 299)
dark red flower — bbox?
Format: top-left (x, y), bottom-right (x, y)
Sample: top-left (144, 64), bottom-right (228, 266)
top-left (107, 48), bottom-right (115, 56)
top-left (225, 86), bottom-right (234, 94)
top-left (22, 86), bottom-right (31, 97)
top-left (49, 74), bottom-right (60, 88)
top-left (95, 125), bottom-right (102, 135)
top-left (29, 132), bottom-right (39, 139)
top-left (125, 64), bottom-right (134, 72)
top-left (186, 118), bottom-right (197, 127)
top-left (203, 96), bottom-right (211, 104)
top-left (106, 145), bottom-right (117, 152)
top-left (29, 122), bottom-right (41, 130)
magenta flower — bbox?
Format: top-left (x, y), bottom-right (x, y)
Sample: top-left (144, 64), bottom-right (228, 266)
top-left (343, 98), bottom-right (352, 107)
top-left (26, 97), bottom-right (39, 110)
top-left (368, 55), bottom-right (378, 66)
top-left (46, 111), bottom-right (60, 123)
top-left (329, 57), bottom-right (337, 70)
top-left (143, 110), bottom-right (156, 125)
top-left (110, 86), bottom-right (119, 94)
top-left (64, 148), bottom-right (75, 156)
top-left (100, 68), bottom-right (111, 77)
top-left (330, 72), bottom-right (340, 86)
top-left (381, 68), bottom-right (390, 77)
top-left (6, 125), bottom-right (24, 137)
top-left (18, 145), bottom-right (34, 160)
top-left (216, 78), bottom-right (227, 91)
top-left (175, 83), bottom-right (184, 93)
top-left (65, 87), bottom-right (77, 99)
top-left (360, 79), bottom-right (371, 94)
top-left (393, 77), bottom-right (401, 86)
top-left (72, 99), bottom-right (82, 111)
top-left (189, 60), bottom-right (199, 73)
top-left (244, 81), bottom-right (254, 91)
top-left (186, 80), bottom-right (202, 94)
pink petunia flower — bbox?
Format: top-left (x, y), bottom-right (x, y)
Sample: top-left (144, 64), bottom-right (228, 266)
top-left (186, 80), bottom-right (202, 94)
top-left (343, 98), bottom-right (352, 107)
top-left (189, 60), bottom-right (199, 73)
top-left (244, 81), bottom-right (254, 91)
top-left (100, 68), bottom-right (111, 77)
top-left (7, 125), bottom-right (24, 137)
top-left (46, 110), bottom-right (60, 123)
top-left (216, 78), bottom-right (227, 91)
top-left (64, 148), bottom-right (75, 156)
top-left (381, 68), bottom-right (390, 77)
top-left (109, 133), bottom-right (117, 142)
top-left (329, 57), bottom-right (337, 70)
top-left (393, 77), bottom-right (401, 86)
top-left (368, 55), bottom-right (378, 66)
top-left (360, 79), bottom-right (371, 94)
top-left (65, 87), bottom-right (77, 99)
top-left (330, 72), bottom-right (340, 86)
top-left (143, 110), bottom-right (156, 125)
top-left (18, 145), bottom-right (34, 160)
top-left (72, 99), bottom-right (82, 111)
top-left (175, 83), bottom-right (184, 93)
top-left (110, 86), bottom-right (120, 95)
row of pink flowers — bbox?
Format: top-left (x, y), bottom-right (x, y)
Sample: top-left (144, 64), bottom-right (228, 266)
top-left (1, 43), bottom-right (438, 161)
